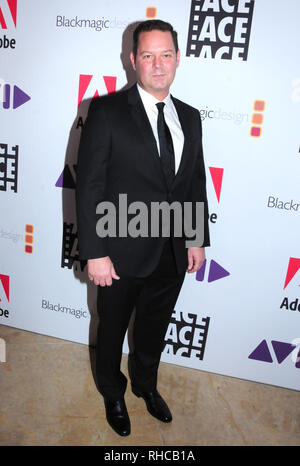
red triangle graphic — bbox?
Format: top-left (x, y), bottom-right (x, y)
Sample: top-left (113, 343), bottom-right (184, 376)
top-left (0, 274), bottom-right (9, 302)
top-left (209, 167), bottom-right (224, 203)
top-left (78, 74), bottom-right (93, 107)
top-left (103, 76), bottom-right (117, 94)
top-left (7, 0), bottom-right (17, 27)
top-left (0, 7), bottom-right (7, 28)
top-left (283, 257), bottom-right (300, 289)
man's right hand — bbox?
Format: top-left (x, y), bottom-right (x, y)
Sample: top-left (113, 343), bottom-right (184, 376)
top-left (87, 257), bottom-right (120, 287)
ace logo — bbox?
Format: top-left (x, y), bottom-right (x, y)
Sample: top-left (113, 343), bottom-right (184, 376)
top-left (186, 0), bottom-right (255, 61)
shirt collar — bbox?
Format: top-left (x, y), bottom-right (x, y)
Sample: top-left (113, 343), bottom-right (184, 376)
top-left (137, 83), bottom-right (172, 110)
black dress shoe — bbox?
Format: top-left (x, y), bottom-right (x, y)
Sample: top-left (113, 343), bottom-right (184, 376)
top-left (132, 388), bottom-right (172, 423)
top-left (104, 398), bottom-right (131, 436)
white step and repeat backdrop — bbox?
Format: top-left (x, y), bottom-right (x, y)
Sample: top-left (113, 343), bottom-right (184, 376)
top-left (1, 0), bottom-right (299, 391)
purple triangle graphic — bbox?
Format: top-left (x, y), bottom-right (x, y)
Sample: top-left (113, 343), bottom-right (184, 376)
top-left (248, 340), bottom-right (273, 363)
top-left (196, 259), bottom-right (206, 281)
top-left (271, 341), bottom-right (296, 364)
top-left (296, 350), bottom-right (300, 369)
top-left (208, 260), bottom-right (230, 282)
top-left (13, 85), bottom-right (31, 109)
top-left (55, 170), bottom-right (64, 188)
top-left (55, 165), bottom-right (76, 189)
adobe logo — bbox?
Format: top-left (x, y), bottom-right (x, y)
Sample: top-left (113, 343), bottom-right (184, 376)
top-left (0, 273), bottom-right (10, 318)
top-left (0, 274), bottom-right (9, 302)
top-left (248, 339), bottom-right (300, 369)
top-left (283, 257), bottom-right (300, 289)
top-left (78, 74), bottom-right (117, 107)
top-left (0, 0), bottom-right (17, 29)
top-left (196, 259), bottom-right (230, 283)
top-left (280, 257), bottom-right (300, 314)
top-left (1, 82), bottom-right (31, 109)
top-left (208, 166), bottom-right (224, 225)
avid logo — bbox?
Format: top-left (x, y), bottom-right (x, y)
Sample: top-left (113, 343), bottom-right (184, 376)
top-left (76, 74), bottom-right (117, 129)
top-left (196, 258), bottom-right (230, 283)
top-left (248, 339), bottom-right (300, 369)
top-left (280, 257), bottom-right (300, 314)
top-left (163, 310), bottom-right (210, 361)
top-left (0, 143), bottom-right (18, 192)
top-left (0, 81), bottom-right (31, 109)
top-left (61, 222), bottom-right (86, 271)
top-left (186, 0), bottom-right (255, 61)
top-left (0, 273), bottom-right (10, 318)
top-left (0, 0), bottom-right (17, 49)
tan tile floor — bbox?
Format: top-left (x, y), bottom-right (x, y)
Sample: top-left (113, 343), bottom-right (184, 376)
top-left (0, 324), bottom-right (299, 446)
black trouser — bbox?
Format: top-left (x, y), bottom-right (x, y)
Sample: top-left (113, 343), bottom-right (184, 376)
top-left (96, 240), bottom-right (185, 401)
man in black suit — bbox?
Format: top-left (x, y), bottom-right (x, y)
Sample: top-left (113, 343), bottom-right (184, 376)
top-left (76, 19), bottom-right (210, 436)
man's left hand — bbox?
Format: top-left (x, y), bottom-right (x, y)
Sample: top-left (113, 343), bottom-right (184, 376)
top-left (187, 247), bottom-right (205, 273)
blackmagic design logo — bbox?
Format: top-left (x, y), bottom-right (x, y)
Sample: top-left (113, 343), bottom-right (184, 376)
top-left (42, 299), bottom-right (88, 320)
top-left (163, 310), bottom-right (210, 360)
top-left (0, 143), bottom-right (18, 192)
top-left (186, 0), bottom-right (255, 61)
top-left (267, 196), bottom-right (300, 213)
top-left (61, 222), bottom-right (86, 271)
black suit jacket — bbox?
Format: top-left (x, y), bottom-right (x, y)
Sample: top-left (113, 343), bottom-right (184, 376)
top-left (76, 84), bottom-right (210, 277)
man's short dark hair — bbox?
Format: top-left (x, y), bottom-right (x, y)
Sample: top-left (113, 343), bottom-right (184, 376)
top-left (132, 19), bottom-right (179, 58)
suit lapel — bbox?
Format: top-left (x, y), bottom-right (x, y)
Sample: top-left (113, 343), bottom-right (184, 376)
top-left (127, 84), bottom-right (192, 190)
top-left (127, 85), bottom-right (165, 184)
top-left (170, 95), bottom-right (191, 188)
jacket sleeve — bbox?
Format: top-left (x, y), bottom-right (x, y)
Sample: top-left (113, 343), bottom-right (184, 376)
top-left (75, 99), bottom-right (111, 260)
top-left (186, 110), bottom-right (210, 248)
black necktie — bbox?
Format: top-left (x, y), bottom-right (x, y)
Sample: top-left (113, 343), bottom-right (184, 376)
top-left (156, 102), bottom-right (175, 190)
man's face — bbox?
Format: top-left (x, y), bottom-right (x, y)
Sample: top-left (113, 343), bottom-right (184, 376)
top-left (130, 29), bottom-right (180, 100)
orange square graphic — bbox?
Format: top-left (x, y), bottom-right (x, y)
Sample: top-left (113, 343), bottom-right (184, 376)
top-left (25, 245), bottom-right (33, 254)
top-left (146, 7), bottom-right (157, 18)
top-left (25, 224), bottom-right (34, 233)
top-left (252, 113), bottom-right (264, 125)
top-left (25, 235), bottom-right (33, 244)
top-left (254, 100), bottom-right (265, 112)
top-left (250, 126), bottom-right (261, 137)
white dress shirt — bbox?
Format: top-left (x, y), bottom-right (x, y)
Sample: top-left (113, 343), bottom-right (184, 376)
top-left (137, 83), bottom-right (184, 174)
